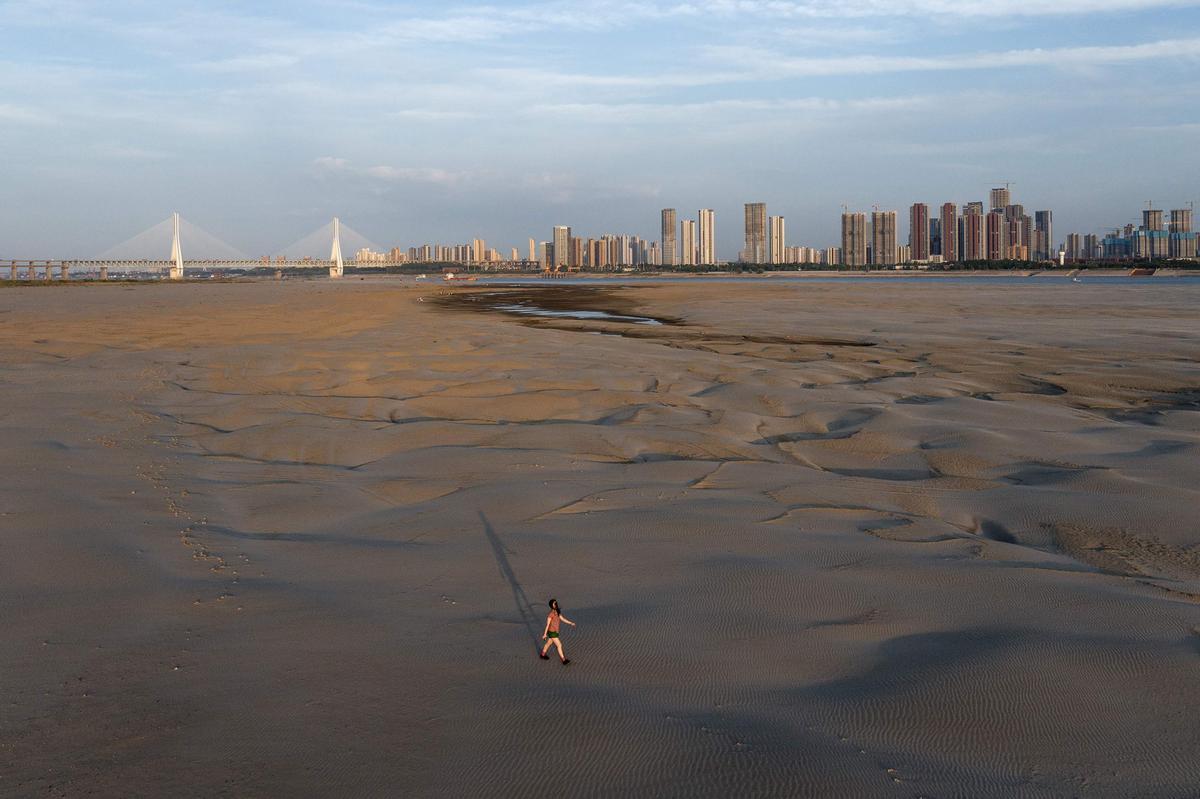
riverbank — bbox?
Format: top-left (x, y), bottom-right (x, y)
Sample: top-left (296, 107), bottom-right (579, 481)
top-left (2, 279), bottom-right (1198, 796)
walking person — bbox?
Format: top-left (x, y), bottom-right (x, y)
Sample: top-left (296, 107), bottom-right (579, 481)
top-left (540, 598), bottom-right (576, 665)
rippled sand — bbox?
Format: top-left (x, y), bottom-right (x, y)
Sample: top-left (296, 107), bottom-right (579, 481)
top-left (2, 278), bottom-right (1199, 797)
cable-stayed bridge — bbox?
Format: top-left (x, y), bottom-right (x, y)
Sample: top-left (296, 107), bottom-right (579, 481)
top-left (5, 213), bottom-right (398, 280)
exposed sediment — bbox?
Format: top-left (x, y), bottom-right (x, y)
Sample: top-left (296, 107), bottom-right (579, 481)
top-left (2, 278), bottom-right (1199, 797)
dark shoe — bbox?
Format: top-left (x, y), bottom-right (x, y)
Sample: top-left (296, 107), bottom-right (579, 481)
top-left (561, 658), bottom-right (571, 666)
top-left (539, 653), bottom-right (549, 660)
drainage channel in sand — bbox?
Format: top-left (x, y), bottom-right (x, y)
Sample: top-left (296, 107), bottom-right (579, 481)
top-left (429, 287), bottom-right (680, 327)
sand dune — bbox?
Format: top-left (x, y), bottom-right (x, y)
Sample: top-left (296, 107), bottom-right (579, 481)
top-left (2, 278), bottom-right (1199, 797)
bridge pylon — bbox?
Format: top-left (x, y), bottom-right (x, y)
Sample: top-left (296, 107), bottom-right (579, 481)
top-left (330, 217), bottom-right (344, 278)
top-left (169, 211), bottom-right (184, 280)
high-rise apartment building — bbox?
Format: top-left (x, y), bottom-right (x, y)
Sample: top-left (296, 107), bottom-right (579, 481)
top-left (634, 236), bottom-right (648, 266)
top-left (1033, 230), bottom-right (1048, 261)
top-left (1169, 208), bottom-right (1197, 259)
top-left (940, 203), bottom-right (958, 263)
top-left (768, 215), bottom-right (786, 264)
top-left (1007, 217), bottom-right (1029, 260)
top-left (680, 219), bottom-right (697, 266)
top-left (1065, 233), bottom-right (1082, 262)
top-left (870, 211), bottom-right (897, 267)
top-left (661, 209), bottom-right (678, 266)
top-left (1003, 205), bottom-right (1032, 260)
top-left (619, 234), bottom-right (634, 266)
top-left (552, 226), bottom-right (571, 269)
top-left (962, 217), bottom-right (978, 261)
top-left (1134, 228), bottom-right (1171, 259)
top-left (909, 203), bottom-right (930, 261)
top-left (990, 187), bottom-right (1011, 211)
top-left (841, 213), bottom-right (867, 267)
top-left (963, 202), bottom-right (985, 261)
top-left (785, 246), bottom-right (820, 265)
top-left (648, 241), bottom-right (661, 266)
top-left (1169, 208), bottom-right (1193, 233)
top-left (568, 237), bottom-right (583, 269)
top-left (1143, 208), bottom-right (1164, 231)
top-left (986, 211), bottom-right (1006, 260)
top-left (698, 209), bottom-right (716, 264)
top-left (1035, 211), bottom-right (1053, 260)
top-left (528, 237), bottom-right (536, 262)
top-left (744, 203), bottom-right (767, 263)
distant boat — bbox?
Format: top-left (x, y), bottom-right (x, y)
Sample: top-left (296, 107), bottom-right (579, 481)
top-left (416, 274), bottom-right (428, 280)
top-left (1129, 267), bottom-right (1157, 277)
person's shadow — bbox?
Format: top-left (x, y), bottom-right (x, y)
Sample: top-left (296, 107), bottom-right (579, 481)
top-left (479, 511), bottom-right (540, 649)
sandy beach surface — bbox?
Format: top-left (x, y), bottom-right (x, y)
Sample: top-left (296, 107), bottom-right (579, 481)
top-left (2, 278), bottom-right (1199, 797)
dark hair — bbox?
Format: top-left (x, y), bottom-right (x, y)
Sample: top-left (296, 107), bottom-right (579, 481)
top-left (548, 598), bottom-right (559, 614)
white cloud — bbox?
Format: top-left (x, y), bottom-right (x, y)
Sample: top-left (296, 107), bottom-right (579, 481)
top-left (91, 144), bottom-right (172, 160)
top-left (338, 0), bottom-right (1199, 31)
top-left (1126, 121), bottom-right (1200, 133)
top-left (629, 0), bottom-right (1200, 19)
top-left (530, 94), bottom-right (935, 120)
top-left (389, 108), bottom-right (483, 121)
top-left (314, 156), bottom-right (471, 186)
top-left (518, 171), bottom-right (663, 204)
top-left (193, 54), bottom-right (301, 73)
top-left (0, 102), bottom-right (54, 124)
top-left (706, 36), bottom-right (1200, 77)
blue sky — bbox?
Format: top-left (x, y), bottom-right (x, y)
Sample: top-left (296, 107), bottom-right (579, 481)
top-left (1, 0), bottom-right (1198, 258)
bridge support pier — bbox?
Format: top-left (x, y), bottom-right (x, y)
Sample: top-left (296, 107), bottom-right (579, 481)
top-left (329, 217), bottom-right (344, 278)
top-left (169, 212), bottom-right (184, 280)
top-left (274, 268), bottom-right (282, 281)
top-left (59, 262), bottom-right (69, 280)
top-left (100, 265), bottom-right (109, 281)
top-left (8, 262), bottom-right (15, 281)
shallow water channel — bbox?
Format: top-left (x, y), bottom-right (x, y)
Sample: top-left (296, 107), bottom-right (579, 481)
top-left (435, 288), bottom-right (678, 327)
top-left (491, 302), bottom-right (663, 325)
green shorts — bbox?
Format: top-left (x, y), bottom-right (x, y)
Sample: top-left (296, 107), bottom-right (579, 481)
top-left (547, 631), bottom-right (559, 639)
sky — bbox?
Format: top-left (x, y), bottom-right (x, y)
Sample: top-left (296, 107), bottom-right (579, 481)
top-left (1, 0), bottom-right (1199, 259)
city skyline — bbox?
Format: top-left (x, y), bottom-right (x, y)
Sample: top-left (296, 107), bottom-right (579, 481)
top-left (21, 186), bottom-right (1194, 268)
top-left (2, 1), bottom-right (1199, 257)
